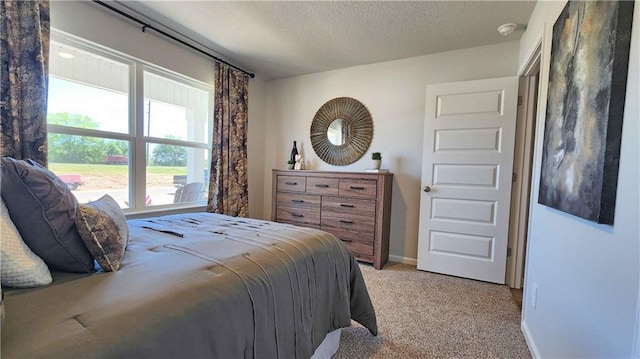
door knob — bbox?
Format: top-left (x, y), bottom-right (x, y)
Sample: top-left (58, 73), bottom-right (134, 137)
top-left (423, 186), bottom-right (431, 193)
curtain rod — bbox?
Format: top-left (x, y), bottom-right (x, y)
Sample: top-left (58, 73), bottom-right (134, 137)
top-left (92, 0), bottom-right (255, 78)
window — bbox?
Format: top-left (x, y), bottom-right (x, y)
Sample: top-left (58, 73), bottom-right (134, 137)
top-left (47, 33), bottom-right (213, 212)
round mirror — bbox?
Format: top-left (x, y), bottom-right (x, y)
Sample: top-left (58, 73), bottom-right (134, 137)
top-left (327, 118), bottom-right (349, 145)
top-left (310, 97), bottom-right (373, 166)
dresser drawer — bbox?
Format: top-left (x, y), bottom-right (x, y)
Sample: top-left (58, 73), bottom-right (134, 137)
top-left (352, 252), bottom-right (374, 263)
top-left (306, 177), bottom-right (339, 195)
top-left (279, 221), bottom-right (321, 230)
top-left (277, 193), bottom-right (320, 210)
top-left (322, 227), bottom-right (374, 259)
top-left (339, 179), bottom-right (377, 198)
top-left (276, 206), bottom-right (320, 226)
top-left (321, 196), bottom-right (375, 216)
top-left (277, 176), bottom-right (306, 192)
top-left (321, 211), bottom-right (375, 233)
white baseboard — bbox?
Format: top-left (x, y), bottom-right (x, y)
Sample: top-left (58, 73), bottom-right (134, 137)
top-left (388, 255), bottom-right (417, 266)
top-left (521, 319), bottom-right (541, 359)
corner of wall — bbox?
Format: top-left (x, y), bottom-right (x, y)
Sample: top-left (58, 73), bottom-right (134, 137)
top-left (248, 77), bottom-right (268, 219)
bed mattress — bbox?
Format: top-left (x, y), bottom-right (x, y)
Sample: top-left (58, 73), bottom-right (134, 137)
top-left (1, 213), bottom-right (377, 358)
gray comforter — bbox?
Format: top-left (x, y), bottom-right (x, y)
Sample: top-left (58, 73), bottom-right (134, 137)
top-left (1, 213), bottom-right (377, 358)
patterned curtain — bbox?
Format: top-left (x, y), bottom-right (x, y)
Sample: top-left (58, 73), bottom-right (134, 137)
top-left (207, 61), bottom-right (249, 217)
top-left (0, 0), bottom-right (50, 166)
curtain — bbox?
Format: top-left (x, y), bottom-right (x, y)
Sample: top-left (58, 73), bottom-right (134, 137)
top-left (0, 0), bottom-right (50, 166)
top-left (207, 61), bottom-right (249, 217)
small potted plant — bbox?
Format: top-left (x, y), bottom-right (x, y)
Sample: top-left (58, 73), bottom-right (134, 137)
top-left (287, 159), bottom-right (295, 170)
top-left (371, 152), bottom-right (382, 169)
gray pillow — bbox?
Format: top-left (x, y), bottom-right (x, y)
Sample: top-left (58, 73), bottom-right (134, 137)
top-left (75, 195), bottom-right (129, 271)
top-left (0, 157), bottom-right (94, 273)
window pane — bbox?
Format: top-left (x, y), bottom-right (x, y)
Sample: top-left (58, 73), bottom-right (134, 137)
top-left (48, 41), bottom-right (129, 134)
top-left (144, 71), bottom-right (210, 144)
top-left (146, 143), bottom-right (209, 206)
top-left (48, 135), bottom-right (130, 209)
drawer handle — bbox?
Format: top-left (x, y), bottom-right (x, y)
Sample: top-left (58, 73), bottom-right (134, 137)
top-left (339, 220), bottom-right (353, 224)
top-left (291, 213), bottom-right (304, 218)
top-left (315, 184), bottom-right (329, 188)
top-left (285, 181), bottom-right (298, 185)
top-left (339, 238), bottom-right (353, 243)
top-left (291, 199), bottom-right (304, 203)
top-left (340, 204), bottom-right (354, 208)
top-left (350, 186), bottom-right (365, 190)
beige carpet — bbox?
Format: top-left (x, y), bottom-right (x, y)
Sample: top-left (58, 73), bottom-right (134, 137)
top-left (334, 262), bottom-right (531, 358)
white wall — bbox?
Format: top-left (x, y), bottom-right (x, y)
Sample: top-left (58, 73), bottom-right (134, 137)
top-left (49, 1), bottom-right (266, 218)
top-left (520, 1), bottom-right (640, 357)
top-left (263, 42), bottom-right (520, 262)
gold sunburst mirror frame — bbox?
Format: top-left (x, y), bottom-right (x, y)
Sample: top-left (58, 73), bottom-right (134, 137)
top-left (310, 97), bottom-right (373, 166)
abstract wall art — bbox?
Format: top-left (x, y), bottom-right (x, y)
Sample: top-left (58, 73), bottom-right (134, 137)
top-left (539, 0), bottom-right (634, 225)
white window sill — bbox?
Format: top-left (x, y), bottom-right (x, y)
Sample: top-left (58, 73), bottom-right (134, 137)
top-left (125, 204), bottom-right (207, 219)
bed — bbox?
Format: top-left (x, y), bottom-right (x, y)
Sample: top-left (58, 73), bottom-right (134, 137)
top-left (1, 212), bottom-right (377, 358)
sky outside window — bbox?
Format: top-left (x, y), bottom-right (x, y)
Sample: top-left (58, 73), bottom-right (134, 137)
top-left (48, 77), bottom-right (189, 139)
top-left (47, 77), bottom-right (128, 133)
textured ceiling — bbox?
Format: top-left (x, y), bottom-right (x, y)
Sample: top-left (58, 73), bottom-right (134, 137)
top-left (116, 1), bottom-right (536, 80)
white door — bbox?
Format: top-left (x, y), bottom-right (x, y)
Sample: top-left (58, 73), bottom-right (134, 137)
top-left (417, 77), bottom-right (518, 284)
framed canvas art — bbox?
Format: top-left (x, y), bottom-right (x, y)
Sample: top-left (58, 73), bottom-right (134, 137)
top-left (538, 0), bottom-right (634, 225)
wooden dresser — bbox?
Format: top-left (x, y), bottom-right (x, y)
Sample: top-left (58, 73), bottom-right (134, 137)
top-left (271, 170), bottom-right (393, 269)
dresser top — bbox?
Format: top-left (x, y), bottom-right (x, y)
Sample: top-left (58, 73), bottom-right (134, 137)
top-left (272, 169), bottom-right (392, 177)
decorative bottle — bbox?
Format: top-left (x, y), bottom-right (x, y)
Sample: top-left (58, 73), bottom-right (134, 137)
top-left (290, 141), bottom-right (298, 163)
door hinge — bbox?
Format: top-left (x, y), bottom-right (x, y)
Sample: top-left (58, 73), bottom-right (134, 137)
top-left (518, 96), bottom-right (523, 106)
top-left (512, 172), bottom-right (517, 182)
top-left (507, 247), bottom-right (512, 257)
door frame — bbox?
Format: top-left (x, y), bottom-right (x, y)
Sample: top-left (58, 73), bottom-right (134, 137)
top-left (505, 40), bottom-right (542, 289)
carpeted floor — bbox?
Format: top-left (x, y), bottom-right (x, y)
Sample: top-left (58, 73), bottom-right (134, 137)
top-left (334, 262), bottom-right (531, 358)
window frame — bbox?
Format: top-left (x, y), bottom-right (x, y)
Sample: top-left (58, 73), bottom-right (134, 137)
top-left (48, 30), bottom-right (214, 214)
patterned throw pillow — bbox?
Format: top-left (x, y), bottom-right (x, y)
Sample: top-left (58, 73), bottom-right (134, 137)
top-left (75, 195), bottom-right (129, 271)
top-left (0, 199), bottom-right (52, 287)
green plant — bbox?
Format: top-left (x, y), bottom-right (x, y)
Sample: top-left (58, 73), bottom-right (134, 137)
top-left (287, 159), bottom-right (295, 164)
top-left (371, 152), bottom-right (381, 160)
